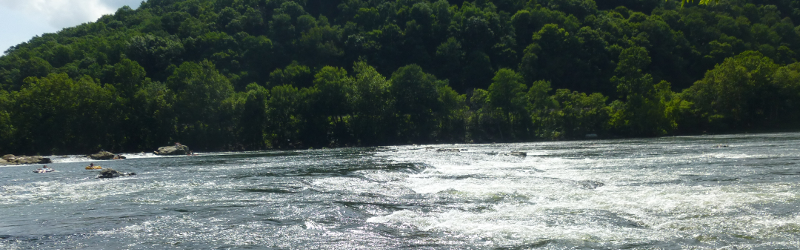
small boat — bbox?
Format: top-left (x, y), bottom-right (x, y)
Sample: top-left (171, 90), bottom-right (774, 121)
top-left (33, 169), bottom-right (55, 173)
top-left (86, 166), bottom-right (102, 170)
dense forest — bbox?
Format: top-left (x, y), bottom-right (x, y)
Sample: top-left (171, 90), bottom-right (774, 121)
top-left (2, 0), bottom-right (800, 154)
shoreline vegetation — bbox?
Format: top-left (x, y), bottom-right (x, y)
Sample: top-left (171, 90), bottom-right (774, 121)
top-left (3, 0), bottom-right (800, 155)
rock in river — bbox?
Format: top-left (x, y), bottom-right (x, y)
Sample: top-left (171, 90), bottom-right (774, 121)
top-left (154, 145), bottom-right (190, 155)
top-left (88, 151), bottom-right (126, 160)
top-left (1, 154), bottom-right (52, 165)
top-left (97, 168), bottom-right (136, 178)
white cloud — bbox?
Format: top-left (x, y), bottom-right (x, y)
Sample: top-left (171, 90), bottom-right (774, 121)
top-left (0, 0), bottom-right (141, 28)
top-left (0, 0), bottom-right (141, 54)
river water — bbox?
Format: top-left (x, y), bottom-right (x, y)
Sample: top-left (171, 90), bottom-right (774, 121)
top-left (1, 133), bottom-right (799, 249)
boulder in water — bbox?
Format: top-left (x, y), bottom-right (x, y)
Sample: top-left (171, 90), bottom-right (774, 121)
top-left (154, 145), bottom-right (190, 155)
top-left (435, 148), bottom-right (464, 152)
top-left (0, 154), bottom-right (52, 165)
top-left (503, 151), bottom-right (527, 157)
top-left (577, 180), bottom-right (605, 189)
top-left (88, 151), bottom-right (125, 160)
top-left (97, 168), bottom-right (136, 178)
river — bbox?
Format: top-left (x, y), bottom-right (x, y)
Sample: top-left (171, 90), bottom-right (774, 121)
top-left (1, 133), bottom-right (799, 249)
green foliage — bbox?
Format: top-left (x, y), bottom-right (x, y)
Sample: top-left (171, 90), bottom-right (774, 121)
top-left (487, 68), bottom-right (528, 139)
top-left (0, 90), bottom-right (13, 152)
top-left (126, 34), bottom-right (184, 79)
top-left (312, 66), bottom-right (352, 118)
top-left (269, 61), bottom-right (313, 87)
top-left (1, 0), bottom-right (800, 153)
top-left (349, 61), bottom-right (393, 144)
top-left (11, 73), bottom-right (119, 154)
top-left (131, 81), bottom-right (177, 150)
top-left (610, 47), bottom-right (676, 136)
top-left (267, 84), bottom-right (302, 148)
top-left (681, 51), bottom-right (800, 131)
top-left (167, 60), bottom-right (234, 149)
top-left (390, 64), bottom-right (442, 142)
top-left (237, 83), bottom-right (270, 149)
top-left (548, 89), bottom-right (610, 139)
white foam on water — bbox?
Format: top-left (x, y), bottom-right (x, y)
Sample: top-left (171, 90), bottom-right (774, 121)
top-left (94, 214), bottom-right (338, 248)
top-left (0, 242), bottom-right (19, 250)
top-left (0, 178), bottom-right (145, 205)
top-left (115, 152), bottom-right (159, 159)
top-left (311, 175), bottom-right (414, 198)
top-left (48, 155), bottom-right (93, 164)
top-left (367, 143), bottom-right (800, 247)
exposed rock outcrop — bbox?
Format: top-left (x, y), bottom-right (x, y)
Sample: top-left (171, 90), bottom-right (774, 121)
top-left (1, 154), bottom-right (52, 165)
top-left (577, 180), bottom-right (605, 189)
top-left (97, 168), bottom-right (136, 178)
top-left (505, 151), bottom-right (527, 157)
top-left (88, 151), bottom-right (125, 160)
top-left (435, 148), bottom-right (464, 152)
top-left (154, 145), bottom-right (190, 155)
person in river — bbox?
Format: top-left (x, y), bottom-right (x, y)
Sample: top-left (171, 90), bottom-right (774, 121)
top-left (88, 163), bottom-right (95, 168)
top-left (34, 165), bottom-right (52, 173)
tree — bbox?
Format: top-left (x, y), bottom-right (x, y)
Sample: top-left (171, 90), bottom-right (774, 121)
top-left (680, 51), bottom-right (786, 130)
top-left (0, 90), bottom-right (14, 152)
top-left (306, 66), bottom-right (353, 145)
top-left (681, 0), bottom-right (719, 6)
top-left (350, 61), bottom-right (394, 145)
top-left (126, 35), bottom-right (184, 80)
top-left (166, 60), bottom-right (234, 148)
top-left (548, 89), bottom-right (610, 139)
top-left (269, 61), bottom-right (313, 88)
top-left (312, 66), bottom-right (352, 120)
top-left (267, 84), bottom-right (303, 148)
top-left (131, 81), bottom-right (177, 150)
top-left (107, 58), bottom-right (148, 97)
top-left (527, 80), bottom-right (556, 138)
top-left (11, 73), bottom-right (119, 154)
top-left (487, 68), bottom-right (528, 139)
top-left (390, 64), bottom-right (442, 142)
top-left (1, 0), bottom-right (799, 153)
top-left (237, 83), bottom-right (270, 149)
top-left (610, 46), bottom-right (675, 136)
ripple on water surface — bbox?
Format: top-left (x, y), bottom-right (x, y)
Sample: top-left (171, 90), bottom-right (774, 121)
top-left (1, 134), bottom-right (800, 249)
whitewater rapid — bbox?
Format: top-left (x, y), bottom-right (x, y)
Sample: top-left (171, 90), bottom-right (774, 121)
top-left (1, 133), bottom-right (798, 249)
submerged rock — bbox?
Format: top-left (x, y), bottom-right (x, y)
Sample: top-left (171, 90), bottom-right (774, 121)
top-left (577, 180), bottom-right (605, 189)
top-left (97, 168), bottom-right (136, 178)
top-left (500, 151), bottom-right (527, 157)
top-left (154, 145), bottom-right (190, 155)
top-left (0, 154), bottom-right (52, 165)
top-left (435, 148), bottom-right (464, 152)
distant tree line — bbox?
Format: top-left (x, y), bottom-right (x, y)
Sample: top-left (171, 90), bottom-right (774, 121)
top-left (2, 0), bottom-right (800, 154)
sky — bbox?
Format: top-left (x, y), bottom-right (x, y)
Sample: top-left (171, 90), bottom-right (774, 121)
top-left (0, 0), bottom-right (142, 55)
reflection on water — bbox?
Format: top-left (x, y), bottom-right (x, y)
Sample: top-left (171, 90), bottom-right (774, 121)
top-left (1, 133), bottom-right (800, 249)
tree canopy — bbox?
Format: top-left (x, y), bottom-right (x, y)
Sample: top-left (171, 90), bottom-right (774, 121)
top-left (2, 0), bottom-right (800, 154)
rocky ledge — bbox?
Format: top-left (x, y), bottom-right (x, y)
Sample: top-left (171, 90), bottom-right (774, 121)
top-left (87, 151), bottom-right (126, 160)
top-left (154, 145), bottom-right (190, 155)
top-left (97, 168), bottom-right (136, 178)
top-left (0, 154), bottom-right (52, 165)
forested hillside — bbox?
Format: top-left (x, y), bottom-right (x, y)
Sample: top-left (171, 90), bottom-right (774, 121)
top-left (2, 0), bottom-right (800, 154)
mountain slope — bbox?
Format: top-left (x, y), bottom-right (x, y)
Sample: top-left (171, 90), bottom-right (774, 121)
top-left (1, 0), bottom-right (800, 154)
